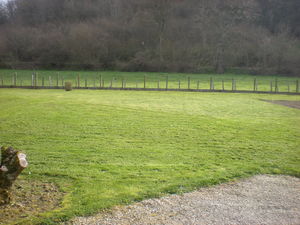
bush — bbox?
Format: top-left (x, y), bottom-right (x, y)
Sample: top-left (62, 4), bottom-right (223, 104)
top-left (65, 82), bottom-right (72, 91)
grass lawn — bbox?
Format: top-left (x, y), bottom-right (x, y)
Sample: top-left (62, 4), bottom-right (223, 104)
top-left (0, 88), bottom-right (299, 224)
top-left (0, 69), bottom-right (299, 92)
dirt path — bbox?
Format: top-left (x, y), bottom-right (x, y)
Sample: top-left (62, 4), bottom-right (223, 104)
top-left (68, 175), bottom-right (300, 225)
top-left (261, 100), bottom-right (300, 109)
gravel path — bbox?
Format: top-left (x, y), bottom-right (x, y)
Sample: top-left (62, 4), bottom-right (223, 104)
top-left (69, 175), bottom-right (300, 225)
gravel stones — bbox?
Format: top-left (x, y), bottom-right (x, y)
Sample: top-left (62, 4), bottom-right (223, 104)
top-left (69, 175), bottom-right (300, 225)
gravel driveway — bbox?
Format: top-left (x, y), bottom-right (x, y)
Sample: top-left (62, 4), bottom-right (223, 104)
top-left (68, 175), bottom-right (300, 225)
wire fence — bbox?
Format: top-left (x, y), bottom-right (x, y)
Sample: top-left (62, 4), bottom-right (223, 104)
top-left (0, 73), bottom-right (299, 95)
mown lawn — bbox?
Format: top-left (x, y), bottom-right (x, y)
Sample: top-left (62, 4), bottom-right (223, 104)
top-left (0, 88), bottom-right (299, 224)
top-left (0, 69), bottom-right (299, 92)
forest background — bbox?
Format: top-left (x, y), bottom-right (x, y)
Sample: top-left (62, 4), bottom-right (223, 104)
top-left (0, 0), bottom-right (299, 76)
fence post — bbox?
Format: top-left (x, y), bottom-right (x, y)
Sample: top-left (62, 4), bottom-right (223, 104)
top-left (210, 77), bottom-right (214, 90)
top-left (275, 79), bottom-right (278, 93)
top-left (14, 72), bottom-right (17, 86)
top-left (144, 75), bottom-right (146, 89)
top-left (56, 73), bottom-right (59, 87)
top-left (188, 77), bottom-right (190, 89)
top-left (296, 80), bottom-right (299, 93)
top-left (270, 81), bottom-right (273, 92)
top-left (166, 76), bottom-right (168, 90)
top-left (35, 73), bottom-right (38, 87)
top-left (31, 73), bottom-right (34, 87)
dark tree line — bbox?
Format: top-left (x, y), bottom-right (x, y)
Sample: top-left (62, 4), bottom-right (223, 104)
top-left (0, 0), bottom-right (299, 75)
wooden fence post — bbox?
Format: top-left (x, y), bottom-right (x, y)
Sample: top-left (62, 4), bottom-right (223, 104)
top-left (14, 73), bottom-right (17, 86)
top-left (270, 81), bottom-right (273, 92)
top-left (31, 73), bottom-right (34, 87)
top-left (56, 73), bottom-right (59, 87)
top-left (188, 77), bottom-right (190, 89)
top-left (210, 77), bottom-right (214, 90)
top-left (35, 73), bottom-right (38, 87)
top-left (166, 76), bottom-right (168, 90)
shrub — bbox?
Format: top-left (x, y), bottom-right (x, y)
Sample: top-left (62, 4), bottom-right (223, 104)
top-left (65, 82), bottom-right (72, 91)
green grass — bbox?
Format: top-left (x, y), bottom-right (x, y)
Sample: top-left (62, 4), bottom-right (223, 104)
top-left (0, 69), bottom-right (299, 92)
top-left (0, 88), bottom-right (299, 224)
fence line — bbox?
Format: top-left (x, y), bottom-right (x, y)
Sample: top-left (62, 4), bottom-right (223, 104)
top-left (0, 75), bottom-right (299, 95)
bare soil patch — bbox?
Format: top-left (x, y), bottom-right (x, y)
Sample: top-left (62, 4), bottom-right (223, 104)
top-left (0, 179), bottom-right (64, 224)
top-left (69, 175), bottom-right (300, 225)
top-left (262, 100), bottom-right (300, 109)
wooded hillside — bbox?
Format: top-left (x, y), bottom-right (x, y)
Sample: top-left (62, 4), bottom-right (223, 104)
top-left (0, 0), bottom-right (299, 75)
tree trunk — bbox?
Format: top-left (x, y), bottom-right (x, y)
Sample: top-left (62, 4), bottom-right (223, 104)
top-left (0, 146), bottom-right (28, 205)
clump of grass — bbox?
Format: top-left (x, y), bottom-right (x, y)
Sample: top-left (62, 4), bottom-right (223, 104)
top-left (65, 82), bottom-right (72, 91)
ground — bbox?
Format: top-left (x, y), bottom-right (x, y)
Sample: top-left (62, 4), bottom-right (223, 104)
top-left (262, 100), bottom-right (300, 109)
top-left (0, 179), bottom-right (63, 225)
top-left (0, 87), bottom-right (299, 224)
top-left (69, 175), bottom-right (300, 225)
